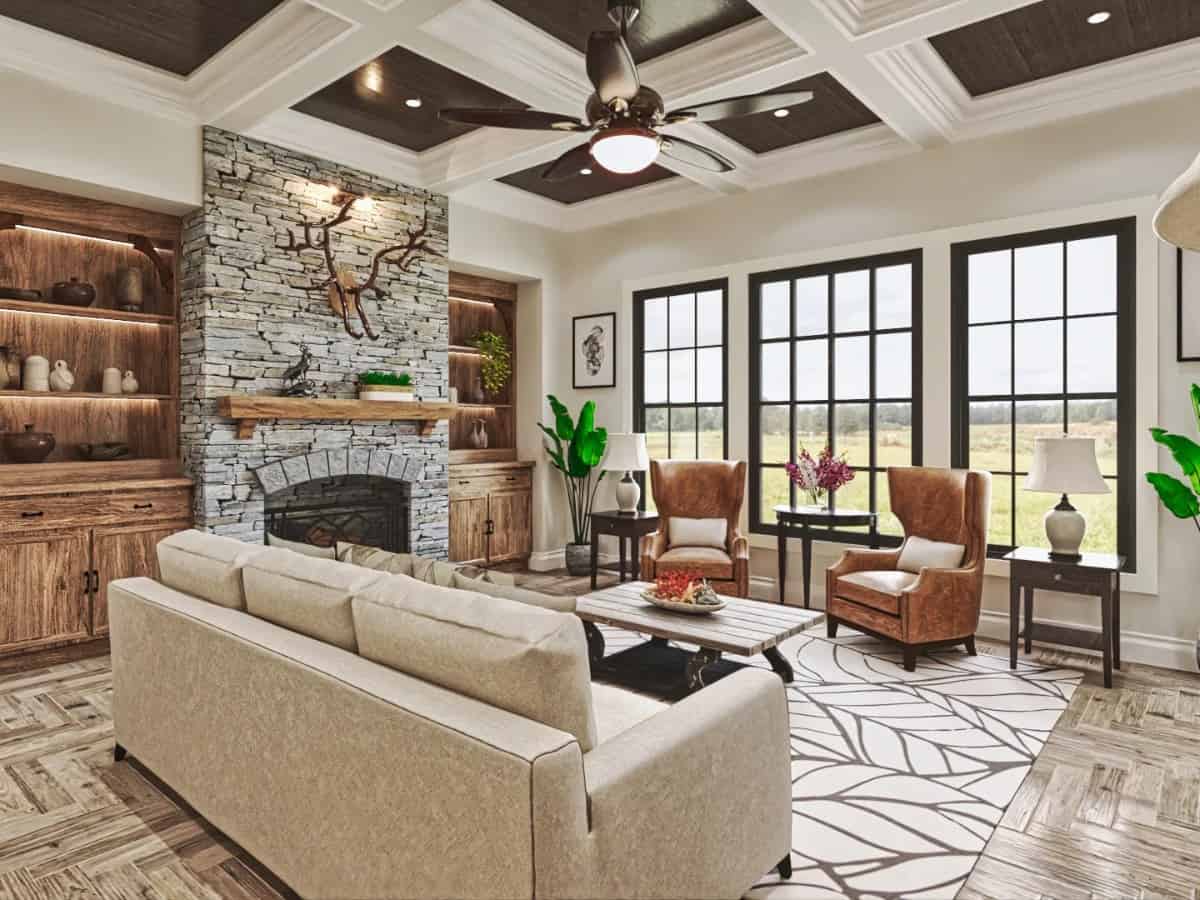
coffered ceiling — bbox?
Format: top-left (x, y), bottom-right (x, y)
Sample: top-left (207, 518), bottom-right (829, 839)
top-left (2, 0), bottom-right (1200, 231)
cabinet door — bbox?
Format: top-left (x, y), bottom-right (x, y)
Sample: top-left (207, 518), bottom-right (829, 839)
top-left (92, 520), bottom-right (190, 636)
top-left (449, 498), bottom-right (489, 563)
top-left (0, 530), bottom-right (90, 651)
top-left (487, 489), bottom-right (532, 563)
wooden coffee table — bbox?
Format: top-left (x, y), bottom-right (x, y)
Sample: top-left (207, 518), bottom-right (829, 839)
top-left (577, 582), bottom-right (823, 694)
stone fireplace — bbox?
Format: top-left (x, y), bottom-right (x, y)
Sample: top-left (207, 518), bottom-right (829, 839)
top-left (179, 128), bottom-right (450, 556)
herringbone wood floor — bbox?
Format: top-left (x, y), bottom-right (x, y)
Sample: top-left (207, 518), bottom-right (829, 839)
top-left (0, 571), bottom-right (1196, 899)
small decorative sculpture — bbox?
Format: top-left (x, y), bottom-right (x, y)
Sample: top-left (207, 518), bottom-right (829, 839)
top-left (121, 370), bottom-right (139, 394)
top-left (469, 418), bottom-right (489, 449)
top-left (281, 344), bottom-right (318, 397)
top-left (48, 360), bottom-right (75, 392)
top-left (102, 367), bottom-right (122, 395)
top-left (116, 267), bottom-right (144, 312)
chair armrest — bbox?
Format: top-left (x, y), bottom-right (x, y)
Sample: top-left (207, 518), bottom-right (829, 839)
top-left (640, 531), bottom-right (667, 580)
top-left (903, 566), bottom-right (983, 641)
top-left (828, 547), bottom-right (902, 578)
top-left (731, 530), bottom-right (750, 561)
top-left (538, 669), bottom-right (791, 899)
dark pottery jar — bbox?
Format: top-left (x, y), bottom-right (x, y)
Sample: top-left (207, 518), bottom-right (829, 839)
top-left (3, 423), bottom-right (55, 463)
top-left (50, 277), bottom-right (96, 307)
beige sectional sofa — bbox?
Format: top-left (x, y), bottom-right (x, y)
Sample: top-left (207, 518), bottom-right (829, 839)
top-left (109, 530), bottom-right (793, 900)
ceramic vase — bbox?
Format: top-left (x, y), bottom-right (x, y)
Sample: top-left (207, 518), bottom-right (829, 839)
top-left (102, 367), bottom-right (122, 395)
top-left (121, 370), bottom-right (139, 394)
top-left (4, 349), bottom-right (19, 389)
top-left (49, 360), bottom-right (75, 392)
top-left (23, 356), bottom-right (49, 392)
top-left (115, 268), bottom-right (144, 312)
top-left (2, 424), bottom-right (55, 464)
top-left (0, 346), bottom-right (9, 390)
top-left (469, 418), bottom-right (489, 449)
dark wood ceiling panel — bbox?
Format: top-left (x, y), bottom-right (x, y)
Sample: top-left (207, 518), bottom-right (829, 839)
top-left (706, 73), bottom-right (881, 154)
top-left (491, 0), bottom-right (761, 63)
top-left (0, 0), bottom-right (282, 76)
top-left (929, 0), bottom-right (1200, 97)
top-left (499, 161), bottom-right (676, 204)
top-left (293, 47), bottom-right (527, 152)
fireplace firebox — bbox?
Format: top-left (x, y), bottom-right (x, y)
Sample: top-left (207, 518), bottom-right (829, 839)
top-left (264, 474), bottom-right (409, 552)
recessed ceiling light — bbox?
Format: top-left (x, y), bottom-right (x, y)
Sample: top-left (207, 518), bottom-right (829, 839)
top-left (405, 98), bottom-right (423, 109)
top-left (362, 63), bottom-right (383, 94)
top-left (580, 167), bottom-right (593, 175)
top-left (1087, 10), bottom-right (1111, 24)
top-left (773, 108), bottom-right (790, 118)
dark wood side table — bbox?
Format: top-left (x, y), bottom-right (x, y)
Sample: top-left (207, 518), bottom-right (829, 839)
top-left (775, 505), bottom-right (878, 608)
top-left (1004, 547), bottom-right (1124, 688)
top-left (589, 510), bottom-right (661, 590)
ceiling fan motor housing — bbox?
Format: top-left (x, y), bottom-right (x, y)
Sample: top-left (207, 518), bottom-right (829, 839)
top-left (607, 0), bottom-right (642, 31)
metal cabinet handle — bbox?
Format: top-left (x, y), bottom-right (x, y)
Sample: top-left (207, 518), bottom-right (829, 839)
top-left (21, 510), bottom-right (44, 518)
top-left (133, 503), bottom-right (153, 510)
top-left (1053, 572), bottom-right (1063, 582)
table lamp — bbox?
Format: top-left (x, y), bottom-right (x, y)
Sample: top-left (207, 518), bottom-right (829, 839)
top-left (1024, 436), bottom-right (1109, 560)
top-left (602, 433), bottom-right (649, 514)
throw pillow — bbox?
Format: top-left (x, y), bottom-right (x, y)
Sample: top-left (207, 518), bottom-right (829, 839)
top-left (897, 536), bottom-right (966, 573)
top-left (267, 533), bottom-right (336, 560)
top-left (668, 516), bottom-right (728, 549)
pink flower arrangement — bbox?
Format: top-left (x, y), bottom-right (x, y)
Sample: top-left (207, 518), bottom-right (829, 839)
top-left (785, 446), bottom-right (855, 506)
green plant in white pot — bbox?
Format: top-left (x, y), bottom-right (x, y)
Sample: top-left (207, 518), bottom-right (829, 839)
top-left (538, 394), bottom-right (607, 575)
top-left (358, 370), bottom-right (413, 402)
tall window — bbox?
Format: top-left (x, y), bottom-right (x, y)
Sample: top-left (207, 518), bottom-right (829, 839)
top-left (950, 218), bottom-right (1135, 565)
top-left (749, 251), bottom-right (922, 540)
top-left (633, 280), bottom-right (728, 506)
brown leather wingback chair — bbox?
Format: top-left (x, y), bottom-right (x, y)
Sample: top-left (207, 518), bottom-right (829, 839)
top-left (825, 467), bottom-right (991, 671)
top-left (640, 460), bottom-right (750, 597)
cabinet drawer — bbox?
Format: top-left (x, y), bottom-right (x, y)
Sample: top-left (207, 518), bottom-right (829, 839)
top-left (1012, 560), bottom-right (1113, 594)
top-left (0, 487), bottom-right (191, 531)
top-left (450, 470), bottom-right (531, 501)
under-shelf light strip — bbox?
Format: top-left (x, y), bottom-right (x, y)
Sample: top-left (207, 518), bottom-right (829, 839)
top-left (15, 224), bottom-right (135, 249)
top-left (449, 296), bottom-right (496, 307)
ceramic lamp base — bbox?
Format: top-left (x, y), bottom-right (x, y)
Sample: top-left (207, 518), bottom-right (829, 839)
top-left (1044, 494), bottom-right (1086, 560)
top-left (615, 472), bottom-right (641, 514)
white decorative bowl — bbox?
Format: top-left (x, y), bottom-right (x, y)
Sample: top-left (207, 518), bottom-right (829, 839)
top-left (642, 589), bottom-right (726, 615)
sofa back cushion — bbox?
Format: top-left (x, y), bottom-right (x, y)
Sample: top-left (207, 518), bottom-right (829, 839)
top-left (667, 516), bottom-right (728, 549)
top-left (243, 549), bottom-right (384, 652)
top-left (352, 574), bottom-right (598, 751)
top-left (157, 530), bottom-right (268, 610)
top-left (267, 533), bottom-right (336, 559)
top-left (336, 542), bottom-right (415, 576)
top-left (451, 571), bottom-right (576, 613)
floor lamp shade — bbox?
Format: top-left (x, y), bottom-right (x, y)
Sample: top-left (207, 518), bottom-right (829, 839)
top-left (602, 434), bottom-right (649, 513)
top-left (1024, 437), bottom-right (1108, 559)
top-left (1155, 149), bottom-right (1200, 251)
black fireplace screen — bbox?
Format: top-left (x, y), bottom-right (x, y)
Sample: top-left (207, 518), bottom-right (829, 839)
top-left (264, 475), bottom-right (408, 552)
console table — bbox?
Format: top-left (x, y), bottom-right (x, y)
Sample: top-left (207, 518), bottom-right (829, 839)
top-left (1004, 547), bottom-right (1123, 688)
top-left (589, 509), bottom-right (660, 590)
top-left (775, 504), bottom-right (878, 608)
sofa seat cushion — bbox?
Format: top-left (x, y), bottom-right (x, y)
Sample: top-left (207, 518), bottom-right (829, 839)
top-left (352, 574), bottom-right (599, 751)
top-left (590, 683), bottom-right (667, 744)
top-left (451, 571), bottom-right (575, 613)
top-left (657, 546), bottom-right (734, 580)
top-left (836, 570), bottom-right (919, 616)
top-left (156, 530), bottom-right (268, 610)
top-left (243, 549), bottom-right (385, 651)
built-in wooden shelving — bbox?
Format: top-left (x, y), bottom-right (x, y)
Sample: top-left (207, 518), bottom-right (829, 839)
top-left (0, 297), bottom-right (175, 325)
top-left (0, 390), bottom-right (173, 401)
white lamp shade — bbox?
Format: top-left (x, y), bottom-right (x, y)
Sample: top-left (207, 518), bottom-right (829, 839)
top-left (601, 433), bottom-right (649, 472)
top-left (1155, 150), bottom-right (1200, 251)
top-left (1024, 437), bottom-right (1109, 495)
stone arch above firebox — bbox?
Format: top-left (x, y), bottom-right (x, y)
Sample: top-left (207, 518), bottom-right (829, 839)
top-left (252, 449), bottom-right (425, 495)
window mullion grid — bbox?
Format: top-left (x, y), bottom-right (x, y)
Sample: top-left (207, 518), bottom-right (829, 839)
top-left (827, 275), bottom-right (836, 509)
top-left (1008, 249), bottom-right (1017, 551)
top-left (1061, 240), bottom-right (1069, 441)
top-left (665, 297), bottom-right (672, 459)
top-left (868, 266), bottom-right (878, 520)
top-left (691, 292), bottom-right (698, 459)
top-left (789, 277), bottom-right (797, 510)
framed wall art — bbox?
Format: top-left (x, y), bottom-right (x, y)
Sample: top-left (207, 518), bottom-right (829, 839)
top-left (1179, 248), bottom-right (1200, 362)
top-left (573, 312), bottom-right (616, 389)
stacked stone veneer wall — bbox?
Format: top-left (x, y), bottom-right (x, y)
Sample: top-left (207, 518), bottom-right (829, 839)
top-left (179, 127), bottom-right (450, 555)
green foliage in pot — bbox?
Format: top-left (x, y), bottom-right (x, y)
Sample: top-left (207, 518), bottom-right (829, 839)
top-left (359, 370), bottom-right (412, 387)
top-left (1147, 383), bottom-right (1200, 528)
top-left (471, 331), bottom-right (511, 395)
top-left (538, 394), bottom-right (607, 545)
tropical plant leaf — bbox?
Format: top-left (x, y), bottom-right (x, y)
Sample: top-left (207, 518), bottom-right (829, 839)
top-left (1150, 428), bottom-right (1200, 495)
top-left (547, 394), bottom-right (574, 441)
top-left (538, 423), bottom-right (566, 472)
top-left (1146, 472), bottom-right (1200, 519)
top-left (1191, 383), bottom-right (1200, 433)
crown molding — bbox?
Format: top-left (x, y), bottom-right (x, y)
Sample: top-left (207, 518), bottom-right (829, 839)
top-left (745, 122), bottom-right (917, 187)
top-left (420, 129), bottom-right (579, 194)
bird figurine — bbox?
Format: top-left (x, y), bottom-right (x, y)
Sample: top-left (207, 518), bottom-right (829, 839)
top-left (121, 370), bottom-right (139, 394)
top-left (48, 359), bottom-right (75, 392)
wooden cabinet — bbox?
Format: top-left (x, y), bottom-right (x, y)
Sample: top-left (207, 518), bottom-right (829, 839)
top-left (0, 480), bottom-right (192, 655)
top-left (449, 462), bottom-right (533, 565)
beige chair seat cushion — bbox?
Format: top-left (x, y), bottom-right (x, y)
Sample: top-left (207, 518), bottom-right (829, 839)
top-left (656, 546), bottom-right (734, 580)
top-left (156, 530), bottom-right (268, 610)
top-left (836, 570), bottom-right (919, 616)
top-left (352, 573), bottom-right (599, 751)
top-left (590, 683), bottom-right (668, 744)
top-left (243, 548), bottom-right (385, 651)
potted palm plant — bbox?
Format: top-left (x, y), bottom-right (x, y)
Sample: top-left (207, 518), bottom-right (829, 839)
top-left (538, 394), bottom-right (607, 575)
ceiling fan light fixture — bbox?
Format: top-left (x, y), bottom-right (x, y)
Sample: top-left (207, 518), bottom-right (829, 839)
top-left (590, 127), bottom-right (660, 174)
top-left (774, 108), bottom-right (790, 118)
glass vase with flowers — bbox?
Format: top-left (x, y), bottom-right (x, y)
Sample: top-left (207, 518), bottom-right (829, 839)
top-left (785, 446), bottom-right (855, 509)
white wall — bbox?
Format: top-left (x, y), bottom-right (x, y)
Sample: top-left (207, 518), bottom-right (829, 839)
top-left (548, 87), bottom-right (1200, 669)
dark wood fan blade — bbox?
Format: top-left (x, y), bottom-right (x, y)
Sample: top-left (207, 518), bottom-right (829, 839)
top-left (586, 31), bottom-right (639, 104)
top-left (541, 143), bottom-right (595, 181)
top-left (659, 137), bottom-right (735, 173)
top-left (665, 90), bottom-right (814, 123)
top-left (439, 108), bottom-right (590, 131)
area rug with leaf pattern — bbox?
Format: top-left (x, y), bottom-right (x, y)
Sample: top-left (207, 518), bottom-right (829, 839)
top-left (599, 625), bottom-right (1082, 900)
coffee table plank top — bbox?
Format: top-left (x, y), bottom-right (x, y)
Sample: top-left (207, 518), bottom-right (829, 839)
top-left (577, 582), bottom-right (823, 657)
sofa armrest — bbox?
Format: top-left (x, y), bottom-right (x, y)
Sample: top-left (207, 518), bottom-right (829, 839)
top-left (828, 547), bottom-right (902, 578)
top-left (533, 668), bottom-right (791, 899)
top-left (903, 566), bottom-right (982, 642)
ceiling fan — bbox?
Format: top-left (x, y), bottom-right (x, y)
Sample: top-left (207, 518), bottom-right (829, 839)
top-left (439, 0), bottom-right (813, 180)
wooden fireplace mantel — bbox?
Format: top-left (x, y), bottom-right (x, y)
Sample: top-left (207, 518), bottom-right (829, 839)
top-left (217, 395), bottom-right (457, 439)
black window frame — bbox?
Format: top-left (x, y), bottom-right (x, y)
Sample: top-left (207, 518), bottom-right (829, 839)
top-left (749, 249), bottom-right (924, 544)
top-left (950, 217), bottom-right (1136, 570)
top-left (632, 279), bottom-right (730, 492)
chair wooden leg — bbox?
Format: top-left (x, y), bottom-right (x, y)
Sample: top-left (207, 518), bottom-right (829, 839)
top-left (964, 635), bottom-right (977, 656)
top-left (777, 856), bottom-right (792, 880)
top-left (826, 616), bottom-right (839, 638)
top-left (902, 645), bottom-right (917, 672)
top-left (114, 742), bottom-right (127, 763)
